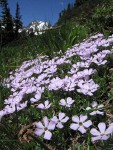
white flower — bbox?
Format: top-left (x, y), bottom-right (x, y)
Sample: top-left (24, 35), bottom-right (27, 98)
top-left (90, 122), bottom-right (113, 142)
top-left (48, 77), bottom-right (63, 90)
top-left (34, 116), bottom-right (55, 140)
top-left (86, 101), bottom-right (104, 116)
top-left (37, 100), bottom-right (52, 109)
top-left (59, 97), bottom-right (74, 107)
top-left (70, 115), bottom-right (92, 134)
top-left (51, 112), bottom-right (69, 128)
top-left (77, 79), bottom-right (99, 96)
top-left (30, 91), bottom-right (42, 103)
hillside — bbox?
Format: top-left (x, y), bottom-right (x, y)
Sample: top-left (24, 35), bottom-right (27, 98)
top-left (57, 0), bottom-right (113, 33)
top-left (0, 0), bottom-right (113, 149)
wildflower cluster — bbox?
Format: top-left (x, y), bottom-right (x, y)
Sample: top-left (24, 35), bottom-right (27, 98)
top-left (1, 33), bottom-right (113, 145)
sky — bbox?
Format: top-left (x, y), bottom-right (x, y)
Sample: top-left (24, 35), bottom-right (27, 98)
top-left (1, 0), bottom-right (75, 26)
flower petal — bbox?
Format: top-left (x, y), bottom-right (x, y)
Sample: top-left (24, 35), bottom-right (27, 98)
top-left (35, 122), bottom-right (44, 129)
top-left (35, 93), bottom-right (41, 100)
top-left (37, 104), bottom-right (44, 109)
top-left (91, 101), bottom-right (97, 107)
top-left (90, 128), bottom-right (100, 136)
top-left (80, 115), bottom-right (87, 122)
top-left (45, 100), bottom-right (49, 107)
top-left (67, 97), bottom-right (74, 104)
top-left (70, 123), bottom-right (79, 130)
top-left (56, 122), bottom-right (63, 128)
top-left (83, 120), bottom-right (92, 128)
top-left (87, 91), bottom-right (93, 96)
top-left (96, 110), bottom-right (104, 115)
top-left (59, 112), bottom-right (65, 120)
top-left (72, 115), bottom-right (79, 123)
top-left (51, 116), bottom-right (58, 123)
top-left (90, 111), bottom-right (97, 116)
top-left (98, 104), bottom-right (104, 109)
top-left (61, 116), bottom-right (69, 123)
top-left (101, 135), bottom-right (110, 140)
top-left (105, 125), bottom-right (113, 134)
top-left (34, 128), bottom-right (44, 136)
top-left (78, 126), bottom-right (86, 134)
top-left (98, 122), bottom-right (106, 133)
top-left (48, 121), bottom-right (56, 130)
top-left (59, 99), bottom-right (66, 106)
top-left (91, 136), bottom-right (101, 142)
top-left (43, 116), bottom-right (49, 127)
top-left (86, 107), bottom-right (91, 110)
top-left (44, 130), bottom-right (52, 140)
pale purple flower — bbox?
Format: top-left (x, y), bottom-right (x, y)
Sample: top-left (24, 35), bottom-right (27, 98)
top-left (70, 61), bottom-right (91, 75)
top-left (77, 61), bottom-right (90, 68)
top-left (86, 101), bottom-right (104, 116)
top-left (35, 91), bottom-right (42, 100)
top-left (93, 59), bottom-right (107, 66)
top-left (79, 50), bottom-right (91, 60)
top-left (82, 68), bottom-right (96, 80)
top-left (48, 77), bottom-right (63, 90)
top-left (62, 76), bottom-right (76, 91)
top-left (25, 86), bottom-right (37, 94)
top-left (44, 65), bottom-right (57, 74)
top-left (71, 69), bottom-right (95, 81)
top-left (36, 73), bottom-right (48, 81)
top-left (1, 33), bottom-right (112, 118)
top-left (37, 100), bottom-right (52, 109)
top-left (92, 53), bottom-right (108, 66)
top-left (3, 105), bottom-right (16, 115)
top-left (59, 97), bottom-right (74, 108)
top-left (90, 122), bottom-right (113, 142)
top-left (69, 64), bottom-right (79, 74)
top-left (77, 79), bottom-right (99, 96)
top-left (70, 115), bottom-right (92, 134)
top-left (30, 90), bottom-right (42, 103)
top-left (34, 116), bottom-right (55, 140)
top-left (16, 101), bottom-right (28, 111)
top-left (51, 112), bottom-right (69, 128)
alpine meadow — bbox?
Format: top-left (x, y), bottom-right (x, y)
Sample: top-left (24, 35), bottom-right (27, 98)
top-left (0, 0), bottom-right (113, 149)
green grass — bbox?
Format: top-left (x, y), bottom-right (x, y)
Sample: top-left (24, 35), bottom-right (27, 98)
top-left (0, 22), bottom-right (89, 75)
top-left (0, 19), bottom-right (113, 150)
top-left (0, 22), bottom-right (90, 150)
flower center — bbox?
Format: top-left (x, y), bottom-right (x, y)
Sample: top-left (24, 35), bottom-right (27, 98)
top-left (44, 127), bottom-right (47, 131)
top-left (100, 133), bottom-right (104, 136)
top-left (79, 122), bottom-right (83, 126)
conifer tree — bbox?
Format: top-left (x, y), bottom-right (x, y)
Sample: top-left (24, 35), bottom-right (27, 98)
top-left (0, 0), bottom-right (14, 44)
top-left (66, 3), bottom-right (72, 19)
top-left (75, 0), bottom-right (87, 6)
top-left (14, 2), bottom-right (22, 38)
top-left (67, 3), bottom-right (71, 11)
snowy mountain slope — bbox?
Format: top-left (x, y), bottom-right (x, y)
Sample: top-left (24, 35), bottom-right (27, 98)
top-left (19, 20), bottom-right (52, 35)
